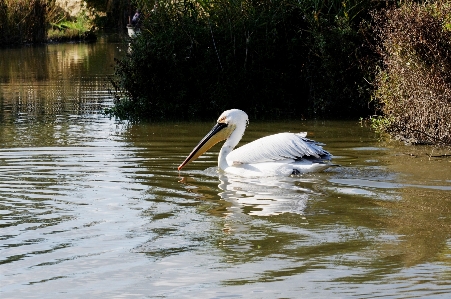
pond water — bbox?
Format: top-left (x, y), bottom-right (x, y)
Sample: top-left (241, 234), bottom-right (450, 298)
top-left (1, 36), bottom-right (451, 298)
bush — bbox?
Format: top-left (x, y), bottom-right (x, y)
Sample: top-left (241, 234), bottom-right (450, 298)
top-left (373, 1), bottom-right (451, 145)
top-left (0, 0), bottom-right (47, 46)
top-left (109, 0), bottom-right (375, 121)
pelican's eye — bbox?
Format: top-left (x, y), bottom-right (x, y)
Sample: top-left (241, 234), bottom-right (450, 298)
top-left (218, 116), bottom-right (227, 123)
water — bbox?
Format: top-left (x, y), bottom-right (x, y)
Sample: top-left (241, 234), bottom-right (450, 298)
top-left (1, 36), bottom-right (451, 298)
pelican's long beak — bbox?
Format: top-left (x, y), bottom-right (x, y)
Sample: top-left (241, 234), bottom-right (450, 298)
top-left (178, 122), bottom-right (230, 170)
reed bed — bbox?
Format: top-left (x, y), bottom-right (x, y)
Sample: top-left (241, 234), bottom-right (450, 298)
top-left (0, 0), bottom-right (47, 46)
top-left (0, 0), bottom-right (99, 46)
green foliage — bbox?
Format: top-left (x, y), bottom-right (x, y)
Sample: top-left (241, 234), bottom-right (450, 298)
top-left (110, 0), bottom-right (376, 121)
top-left (47, 4), bottom-right (98, 41)
top-left (369, 115), bottom-right (392, 133)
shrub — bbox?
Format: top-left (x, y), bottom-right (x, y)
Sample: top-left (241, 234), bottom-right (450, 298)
top-left (0, 0), bottom-right (47, 46)
top-left (373, 1), bottom-right (451, 145)
top-left (109, 0), bottom-right (375, 121)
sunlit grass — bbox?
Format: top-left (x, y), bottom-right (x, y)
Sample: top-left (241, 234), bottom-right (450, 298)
top-left (0, 0), bottom-right (99, 45)
top-left (48, 11), bottom-right (97, 41)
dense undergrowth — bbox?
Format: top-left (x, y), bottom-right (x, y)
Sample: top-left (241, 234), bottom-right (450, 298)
top-left (0, 0), bottom-right (47, 45)
top-left (109, 0), bottom-right (378, 121)
top-left (110, 0), bottom-right (451, 145)
top-left (372, 1), bottom-right (451, 145)
top-left (0, 0), bottom-right (98, 46)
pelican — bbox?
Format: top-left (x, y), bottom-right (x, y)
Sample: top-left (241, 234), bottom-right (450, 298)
top-left (178, 109), bottom-right (332, 176)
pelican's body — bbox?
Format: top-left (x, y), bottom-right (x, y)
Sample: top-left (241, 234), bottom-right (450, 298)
top-left (178, 109), bottom-right (332, 176)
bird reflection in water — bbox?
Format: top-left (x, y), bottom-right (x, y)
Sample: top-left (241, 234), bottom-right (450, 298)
top-left (178, 169), bottom-right (320, 219)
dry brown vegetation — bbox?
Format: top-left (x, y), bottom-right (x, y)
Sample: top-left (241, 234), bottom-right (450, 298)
top-left (373, 1), bottom-right (451, 145)
top-left (0, 0), bottom-right (47, 45)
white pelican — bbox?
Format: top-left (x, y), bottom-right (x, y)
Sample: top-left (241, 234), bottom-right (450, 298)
top-left (178, 109), bottom-right (332, 176)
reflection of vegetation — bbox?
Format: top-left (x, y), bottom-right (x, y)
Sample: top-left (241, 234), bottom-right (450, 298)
top-left (375, 188), bottom-right (451, 267)
top-left (0, 41), bottom-right (117, 123)
top-left (375, 145), bottom-right (451, 267)
top-left (116, 120), bottom-right (451, 287)
top-left (191, 159), bottom-right (451, 277)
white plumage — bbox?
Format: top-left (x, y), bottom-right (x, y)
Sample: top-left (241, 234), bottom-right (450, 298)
top-left (227, 132), bottom-right (329, 165)
top-left (178, 109), bottom-right (332, 177)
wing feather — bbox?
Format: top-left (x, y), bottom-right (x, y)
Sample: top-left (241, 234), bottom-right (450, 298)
top-left (227, 133), bottom-right (331, 165)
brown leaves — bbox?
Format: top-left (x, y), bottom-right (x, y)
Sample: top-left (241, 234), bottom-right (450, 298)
top-left (373, 2), bottom-right (451, 145)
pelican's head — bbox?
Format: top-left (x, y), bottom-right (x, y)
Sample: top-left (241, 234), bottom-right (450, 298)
top-left (178, 109), bottom-right (248, 170)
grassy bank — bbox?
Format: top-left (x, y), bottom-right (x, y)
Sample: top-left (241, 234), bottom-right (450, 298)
top-left (0, 0), bottom-right (99, 46)
top-left (47, 1), bottom-right (99, 42)
top-left (109, 0), bottom-right (377, 121)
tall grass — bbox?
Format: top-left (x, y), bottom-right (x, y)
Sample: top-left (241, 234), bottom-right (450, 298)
top-left (0, 0), bottom-right (101, 46)
top-left (109, 0), bottom-right (376, 121)
top-left (47, 1), bottom-right (99, 41)
top-left (0, 0), bottom-right (47, 46)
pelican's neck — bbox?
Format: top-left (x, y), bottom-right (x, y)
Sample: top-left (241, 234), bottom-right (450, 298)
top-left (218, 123), bottom-right (246, 170)
top-left (218, 145), bottom-right (232, 171)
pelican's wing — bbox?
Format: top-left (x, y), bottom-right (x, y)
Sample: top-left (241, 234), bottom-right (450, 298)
top-left (227, 133), bottom-right (331, 165)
